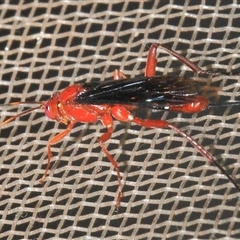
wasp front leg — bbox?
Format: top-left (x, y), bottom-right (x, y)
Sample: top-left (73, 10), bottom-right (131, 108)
top-left (39, 121), bottom-right (75, 183)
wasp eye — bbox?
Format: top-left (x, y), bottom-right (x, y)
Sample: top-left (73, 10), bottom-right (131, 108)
top-left (44, 101), bottom-right (56, 120)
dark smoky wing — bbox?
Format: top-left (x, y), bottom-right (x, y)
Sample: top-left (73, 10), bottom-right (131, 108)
top-left (76, 76), bottom-right (202, 109)
top-left (77, 78), bottom-right (148, 103)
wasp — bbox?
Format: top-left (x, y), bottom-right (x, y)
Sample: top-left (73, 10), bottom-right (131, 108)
top-left (1, 43), bottom-right (239, 207)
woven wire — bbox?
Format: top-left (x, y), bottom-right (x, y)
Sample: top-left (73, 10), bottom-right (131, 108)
top-left (0, 1), bottom-right (240, 239)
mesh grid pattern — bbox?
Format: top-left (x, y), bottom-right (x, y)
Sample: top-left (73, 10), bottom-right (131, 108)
top-left (0, 1), bottom-right (240, 239)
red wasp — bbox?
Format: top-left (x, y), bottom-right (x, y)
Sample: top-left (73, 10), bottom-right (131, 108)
top-left (1, 43), bottom-right (239, 208)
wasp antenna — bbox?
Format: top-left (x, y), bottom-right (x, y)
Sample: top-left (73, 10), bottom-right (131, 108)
top-left (0, 105), bottom-right (43, 128)
top-left (1, 101), bottom-right (42, 107)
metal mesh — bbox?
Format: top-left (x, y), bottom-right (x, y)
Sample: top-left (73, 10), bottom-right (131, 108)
top-left (0, 1), bottom-right (240, 239)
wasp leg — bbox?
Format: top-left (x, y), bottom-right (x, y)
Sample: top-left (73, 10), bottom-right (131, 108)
top-left (145, 43), bottom-right (206, 77)
top-left (99, 114), bottom-right (122, 208)
top-left (113, 69), bottom-right (127, 80)
top-left (39, 121), bottom-right (75, 183)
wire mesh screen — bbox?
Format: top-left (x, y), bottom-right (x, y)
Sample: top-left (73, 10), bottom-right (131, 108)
top-left (0, 1), bottom-right (240, 239)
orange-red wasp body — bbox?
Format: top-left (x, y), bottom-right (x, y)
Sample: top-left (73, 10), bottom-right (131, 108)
top-left (1, 43), bottom-right (239, 207)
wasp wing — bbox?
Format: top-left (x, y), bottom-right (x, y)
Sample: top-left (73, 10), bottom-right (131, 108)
top-left (76, 77), bottom-right (207, 109)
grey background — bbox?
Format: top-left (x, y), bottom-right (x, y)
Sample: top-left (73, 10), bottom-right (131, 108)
top-left (0, 1), bottom-right (239, 239)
